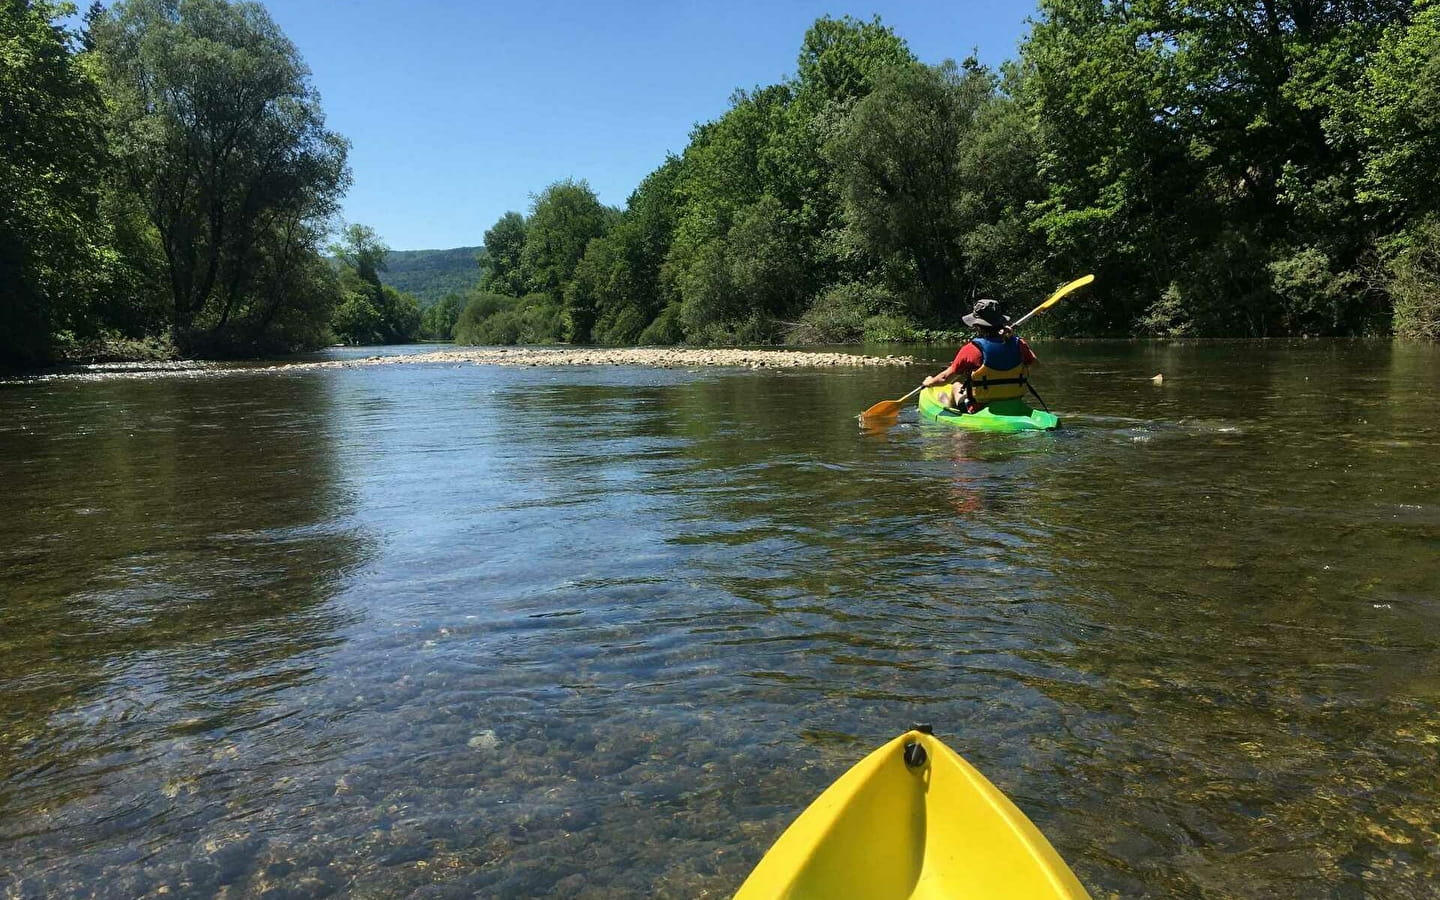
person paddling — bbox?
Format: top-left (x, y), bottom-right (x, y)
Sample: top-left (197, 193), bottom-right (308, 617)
top-left (922, 299), bottom-right (1038, 413)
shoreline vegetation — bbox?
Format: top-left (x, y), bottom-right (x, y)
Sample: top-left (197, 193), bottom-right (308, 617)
top-left (5, 2), bottom-right (1439, 373)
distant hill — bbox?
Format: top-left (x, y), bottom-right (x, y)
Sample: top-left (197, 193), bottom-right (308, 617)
top-left (381, 246), bottom-right (486, 306)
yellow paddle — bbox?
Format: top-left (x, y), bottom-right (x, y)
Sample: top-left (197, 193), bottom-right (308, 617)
top-left (857, 274), bottom-right (1095, 421)
top-left (859, 384), bottom-right (926, 420)
top-left (1008, 273), bottom-right (1094, 330)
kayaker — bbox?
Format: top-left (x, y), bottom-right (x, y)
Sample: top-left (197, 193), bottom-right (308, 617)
top-left (922, 299), bottom-right (1038, 413)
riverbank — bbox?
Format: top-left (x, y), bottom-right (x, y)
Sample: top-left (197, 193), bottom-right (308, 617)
top-left (8, 346), bottom-right (914, 382)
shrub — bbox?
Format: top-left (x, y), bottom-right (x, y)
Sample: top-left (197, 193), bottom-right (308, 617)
top-left (1388, 219), bottom-right (1440, 340)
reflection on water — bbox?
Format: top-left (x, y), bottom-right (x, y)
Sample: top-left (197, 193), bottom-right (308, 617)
top-left (2, 341), bottom-right (1438, 897)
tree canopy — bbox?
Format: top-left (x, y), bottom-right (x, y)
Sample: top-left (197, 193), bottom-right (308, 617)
top-left (455, 8), bottom-right (1439, 346)
top-left (7, 4), bottom-right (1440, 366)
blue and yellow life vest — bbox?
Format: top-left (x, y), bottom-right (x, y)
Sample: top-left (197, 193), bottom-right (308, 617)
top-left (964, 336), bottom-right (1029, 404)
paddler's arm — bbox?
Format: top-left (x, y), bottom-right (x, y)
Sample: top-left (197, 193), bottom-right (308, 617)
top-left (922, 363), bottom-right (957, 387)
top-left (1018, 337), bottom-right (1039, 369)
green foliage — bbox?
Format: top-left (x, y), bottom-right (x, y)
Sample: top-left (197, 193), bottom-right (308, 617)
top-left (1020, 0), bottom-right (1414, 335)
top-left (519, 180), bottom-right (615, 340)
top-left (254, 251), bottom-right (346, 354)
top-left (860, 314), bottom-right (925, 343)
top-left (1268, 247), bottom-right (1366, 335)
top-left (12, 4), bottom-right (1440, 365)
top-left (332, 224), bottom-right (388, 287)
top-left (53, 328), bottom-right (177, 363)
top-left (91, 0), bottom-right (350, 355)
top-left (1342, 1), bottom-right (1440, 227)
top-left (427, 7), bottom-right (1433, 343)
top-left (660, 17), bottom-right (918, 346)
top-left (479, 212), bottom-right (528, 296)
top-left (380, 247), bottom-right (485, 305)
top-left (329, 227), bottom-right (420, 345)
top-left (794, 15), bottom-right (917, 111)
top-left (453, 292), bottom-right (561, 346)
top-left (786, 281), bottom-right (897, 343)
top-left (1137, 285), bottom-right (1192, 338)
top-left (830, 60), bottom-right (996, 318)
top-left (0, 0), bottom-right (113, 367)
top-left (571, 159), bottom-right (682, 346)
top-left (1387, 218), bottom-right (1440, 340)
top-left (637, 303), bottom-right (684, 345)
top-left (419, 292), bottom-right (464, 341)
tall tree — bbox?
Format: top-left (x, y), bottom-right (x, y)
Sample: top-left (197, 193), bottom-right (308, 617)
top-left (571, 157), bottom-right (683, 345)
top-left (329, 223), bottom-right (418, 345)
top-left (479, 211), bottom-right (528, 296)
top-left (1022, 0), bottom-right (1414, 334)
top-left (519, 179), bottom-right (614, 341)
top-left (419, 292), bottom-right (464, 341)
top-left (332, 223), bottom-right (388, 288)
top-left (92, 0), bottom-right (350, 352)
top-left (1342, 1), bottom-right (1440, 337)
top-left (830, 61), bottom-right (996, 318)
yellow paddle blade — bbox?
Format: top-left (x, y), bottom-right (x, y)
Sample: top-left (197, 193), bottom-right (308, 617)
top-left (860, 399), bottom-right (903, 420)
top-left (859, 384), bottom-right (925, 421)
top-left (1009, 274), bottom-right (1095, 330)
top-left (1036, 273), bottom-right (1094, 313)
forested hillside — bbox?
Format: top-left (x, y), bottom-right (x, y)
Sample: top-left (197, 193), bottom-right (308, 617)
top-left (381, 247), bottom-right (485, 306)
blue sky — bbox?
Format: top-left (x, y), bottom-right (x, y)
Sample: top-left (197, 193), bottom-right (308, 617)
top-left (255, 1), bottom-right (1039, 250)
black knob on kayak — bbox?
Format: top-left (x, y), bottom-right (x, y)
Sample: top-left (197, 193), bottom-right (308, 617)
top-left (903, 741), bottom-right (927, 769)
top-left (913, 723), bottom-right (933, 735)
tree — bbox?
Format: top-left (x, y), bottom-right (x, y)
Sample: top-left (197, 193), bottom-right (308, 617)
top-left (569, 158), bottom-right (682, 345)
top-left (663, 17), bottom-right (917, 343)
top-left (666, 85), bottom-right (795, 341)
top-left (1020, 0), bottom-right (1203, 333)
top-left (793, 15), bottom-right (916, 112)
top-left (1342, 1), bottom-right (1440, 229)
top-left (479, 211), bottom-right (528, 296)
top-left (453, 292), bottom-right (561, 346)
top-left (419, 292), bottom-right (465, 340)
top-left (1021, 0), bottom-right (1414, 335)
top-left (329, 223), bottom-right (418, 344)
top-left (1342, 1), bottom-right (1440, 337)
top-left (1, 0), bottom-right (113, 366)
top-left (91, 0), bottom-right (350, 353)
top-left (332, 224), bottom-right (388, 287)
top-left (831, 61), bottom-right (992, 318)
top-left (519, 179), bottom-right (615, 341)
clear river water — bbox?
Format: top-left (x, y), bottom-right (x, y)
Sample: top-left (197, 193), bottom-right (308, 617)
top-left (2, 340), bottom-right (1438, 898)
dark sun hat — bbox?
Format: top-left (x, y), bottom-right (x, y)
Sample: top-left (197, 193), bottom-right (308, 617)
top-left (963, 298), bottom-right (1010, 328)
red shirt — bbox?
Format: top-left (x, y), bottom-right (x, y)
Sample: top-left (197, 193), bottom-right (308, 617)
top-left (952, 338), bottom-right (1036, 374)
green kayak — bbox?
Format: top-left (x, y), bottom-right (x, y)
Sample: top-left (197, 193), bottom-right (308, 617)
top-left (918, 386), bottom-right (1060, 431)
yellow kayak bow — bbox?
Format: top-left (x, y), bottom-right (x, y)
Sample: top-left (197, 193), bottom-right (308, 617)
top-left (735, 728), bottom-right (1090, 899)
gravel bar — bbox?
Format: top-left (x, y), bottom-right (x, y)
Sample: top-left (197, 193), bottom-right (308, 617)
top-left (279, 347), bottom-right (914, 370)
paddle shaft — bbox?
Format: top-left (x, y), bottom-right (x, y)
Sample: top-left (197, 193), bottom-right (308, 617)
top-left (1009, 308), bottom-right (1043, 330)
top-left (859, 384), bottom-right (925, 419)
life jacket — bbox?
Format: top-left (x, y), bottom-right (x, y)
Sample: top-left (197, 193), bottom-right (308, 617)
top-left (963, 336), bottom-right (1029, 404)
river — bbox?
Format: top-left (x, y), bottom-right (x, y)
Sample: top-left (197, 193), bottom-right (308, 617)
top-left (2, 340), bottom-right (1437, 897)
